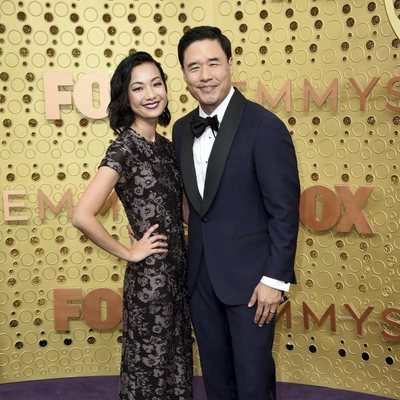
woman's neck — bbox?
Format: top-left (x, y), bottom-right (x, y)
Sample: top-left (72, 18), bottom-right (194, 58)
top-left (131, 120), bottom-right (157, 142)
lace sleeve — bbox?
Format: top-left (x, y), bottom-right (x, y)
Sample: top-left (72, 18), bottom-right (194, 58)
top-left (99, 135), bottom-right (131, 180)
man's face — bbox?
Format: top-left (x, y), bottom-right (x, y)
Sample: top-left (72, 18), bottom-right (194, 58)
top-left (181, 39), bottom-right (233, 115)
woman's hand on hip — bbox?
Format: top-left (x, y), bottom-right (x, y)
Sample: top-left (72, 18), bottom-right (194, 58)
top-left (127, 224), bottom-right (167, 262)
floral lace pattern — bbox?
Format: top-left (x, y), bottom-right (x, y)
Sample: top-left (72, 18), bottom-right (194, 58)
top-left (100, 129), bottom-right (192, 400)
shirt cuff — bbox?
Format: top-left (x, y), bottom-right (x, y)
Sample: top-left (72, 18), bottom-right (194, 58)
top-left (260, 276), bottom-right (290, 292)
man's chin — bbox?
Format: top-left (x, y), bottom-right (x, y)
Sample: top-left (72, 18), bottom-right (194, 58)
top-left (198, 96), bottom-right (217, 108)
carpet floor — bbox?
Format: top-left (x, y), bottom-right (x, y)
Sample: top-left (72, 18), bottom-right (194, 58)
top-left (0, 376), bottom-right (393, 400)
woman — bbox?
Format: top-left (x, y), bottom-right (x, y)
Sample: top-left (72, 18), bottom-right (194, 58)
top-left (72, 51), bottom-right (192, 400)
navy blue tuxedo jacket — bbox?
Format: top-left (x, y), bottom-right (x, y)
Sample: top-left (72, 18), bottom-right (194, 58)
top-left (172, 89), bottom-right (300, 305)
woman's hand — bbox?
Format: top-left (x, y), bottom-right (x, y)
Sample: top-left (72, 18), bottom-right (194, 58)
top-left (127, 224), bottom-right (167, 263)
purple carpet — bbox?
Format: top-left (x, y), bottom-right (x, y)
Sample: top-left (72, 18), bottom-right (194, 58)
top-left (0, 376), bottom-right (392, 399)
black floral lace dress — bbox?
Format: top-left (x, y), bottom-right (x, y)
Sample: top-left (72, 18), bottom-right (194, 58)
top-left (99, 128), bottom-right (192, 400)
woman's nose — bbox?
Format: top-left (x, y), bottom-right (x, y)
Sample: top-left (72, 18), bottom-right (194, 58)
top-left (144, 86), bottom-right (156, 99)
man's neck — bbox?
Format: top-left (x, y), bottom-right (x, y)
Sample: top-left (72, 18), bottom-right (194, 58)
top-left (199, 87), bottom-right (235, 118)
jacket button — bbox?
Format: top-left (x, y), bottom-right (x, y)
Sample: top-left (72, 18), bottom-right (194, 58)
top-left (202, 217), bottom-right (209, 223)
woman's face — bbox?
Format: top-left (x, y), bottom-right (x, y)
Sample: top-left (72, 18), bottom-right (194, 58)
top-left (128, 62), bottom-right (167, 125)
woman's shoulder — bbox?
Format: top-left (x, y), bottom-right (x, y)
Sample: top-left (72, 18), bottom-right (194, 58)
top-left (115, 128), bottom-right (134, 141)
top-left (108, 128), bottom-right (137, 147)
top-left (156, 133), bottom-right (172, 146)
top-left (103, 129), bottom-right (138, 159)
top-left (156, 133), bottom-right (176, 159)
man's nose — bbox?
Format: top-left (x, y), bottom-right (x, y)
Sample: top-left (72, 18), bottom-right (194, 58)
top-left (199, 66), bottom-right (212, 81)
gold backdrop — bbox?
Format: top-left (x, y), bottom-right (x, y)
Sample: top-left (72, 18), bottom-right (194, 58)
top-left (1, 0), bottom-right (399, 398)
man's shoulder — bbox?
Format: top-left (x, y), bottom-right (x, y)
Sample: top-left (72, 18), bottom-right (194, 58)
top-left (174, 108), bottom-right (198, 127)
top-left (243, 96), bottom-right (276, 118)
top-left (239, 96), bottom-right (289, 136)
top-left (240, 94), bottom-right (285, 123)
top-left (172, 108), bottom-right (198, 144)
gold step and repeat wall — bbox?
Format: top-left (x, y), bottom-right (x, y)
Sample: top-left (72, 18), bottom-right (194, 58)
top-left (1, 0), bottom-right (399, 398)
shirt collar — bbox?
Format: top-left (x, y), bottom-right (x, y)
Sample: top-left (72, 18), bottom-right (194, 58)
top-left (198, 86), bottom-right (235, 124)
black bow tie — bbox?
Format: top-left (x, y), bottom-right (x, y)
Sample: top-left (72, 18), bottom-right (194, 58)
top-left (190, 115), bottom-right (219, 138)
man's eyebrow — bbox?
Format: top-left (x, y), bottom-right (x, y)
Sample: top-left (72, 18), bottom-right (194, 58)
top-left (186, 61), bottom-right (199, 69)
top-left (186, 57), bottom-right (220, 69)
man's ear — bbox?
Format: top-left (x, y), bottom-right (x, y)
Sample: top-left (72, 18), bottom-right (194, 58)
top-left (229, 57), bottom-right (234, 74)
top-left (181, 67), bottom-right (188, 84)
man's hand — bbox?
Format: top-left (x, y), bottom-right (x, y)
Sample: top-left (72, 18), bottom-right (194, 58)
top-left (248, 283), bottom-right (282, 327)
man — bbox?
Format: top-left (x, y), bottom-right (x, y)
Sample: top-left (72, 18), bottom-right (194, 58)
top-left (172, 26), bottom-right (300, 400)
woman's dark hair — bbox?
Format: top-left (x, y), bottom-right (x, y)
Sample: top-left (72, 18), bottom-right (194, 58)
top-left (108, 51), bottom-right (171, 133)
top-left (177, 26), bottom-right (232, 67)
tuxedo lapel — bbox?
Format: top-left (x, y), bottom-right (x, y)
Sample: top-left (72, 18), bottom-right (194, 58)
top-left (202, 89), bottom-right (246, 216)
top-left (180, 108), bottom-right (203, 216)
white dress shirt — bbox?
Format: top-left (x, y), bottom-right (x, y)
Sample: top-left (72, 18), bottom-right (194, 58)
top-left (193, 87), bottom-right (290, 292)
